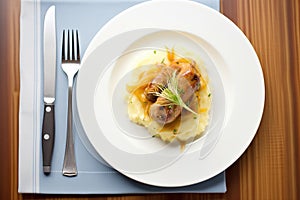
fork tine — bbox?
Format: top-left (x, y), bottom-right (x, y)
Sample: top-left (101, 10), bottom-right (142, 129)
top-left (76, 30), bottom-right (80, 62)
top-left (62, 30), bottom-right (65, 61)
top-left (67, 30), bottom-right (70, 61)
top-left (71, 30), bottom-right (75, 61)
top-left (61, 29), bottom-right (80, 63)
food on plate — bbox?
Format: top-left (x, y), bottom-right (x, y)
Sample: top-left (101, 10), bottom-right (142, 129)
top-left (127, 49), bottom-right (211, 144)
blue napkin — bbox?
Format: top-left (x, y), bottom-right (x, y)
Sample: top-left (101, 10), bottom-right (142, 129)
top-left (19, 0), bottom-right (225, 194)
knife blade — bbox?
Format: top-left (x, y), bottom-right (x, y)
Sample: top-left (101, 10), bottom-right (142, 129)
top-left (42, 5), bottom-right (56, 175)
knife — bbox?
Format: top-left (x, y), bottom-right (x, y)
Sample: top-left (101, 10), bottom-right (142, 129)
top-left (42, 5), bottom-right (56, 175)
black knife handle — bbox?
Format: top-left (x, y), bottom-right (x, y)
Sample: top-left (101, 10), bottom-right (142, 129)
top-left (42, 103), bottom-right (55, 175)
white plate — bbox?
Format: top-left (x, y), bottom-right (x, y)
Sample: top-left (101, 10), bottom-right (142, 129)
top-left (76, 0), bottom-right (265, 187)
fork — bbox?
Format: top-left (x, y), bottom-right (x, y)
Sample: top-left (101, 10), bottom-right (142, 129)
top-left (61, 29), bottom-right (80, 177)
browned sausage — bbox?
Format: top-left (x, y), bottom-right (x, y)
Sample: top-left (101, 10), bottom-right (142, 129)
top-left (144, 66), bottom-right (176, 102)
top-left (149, 61), bottom-right (201, 125)
top-left (149, 98), bottom-right (182, 125)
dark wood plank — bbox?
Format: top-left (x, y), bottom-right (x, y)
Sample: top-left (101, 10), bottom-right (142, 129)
top-left (229, 0), bottom-right (300, 199)
top-left (0, 0), bottom-right (18, 199)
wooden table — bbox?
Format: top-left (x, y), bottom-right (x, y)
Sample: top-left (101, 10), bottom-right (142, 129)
top-left (0, 0), bottom-right (299, 199)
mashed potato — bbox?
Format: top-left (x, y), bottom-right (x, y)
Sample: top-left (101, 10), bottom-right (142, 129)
top-left (127, 49), bottom-right (211, 143)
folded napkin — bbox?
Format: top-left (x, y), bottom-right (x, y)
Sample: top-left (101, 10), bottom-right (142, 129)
top-left (19, 0), bottom-right (226, 194)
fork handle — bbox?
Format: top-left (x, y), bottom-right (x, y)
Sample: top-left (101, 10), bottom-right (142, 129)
top-left (62, 86), bottom-right (78, 177)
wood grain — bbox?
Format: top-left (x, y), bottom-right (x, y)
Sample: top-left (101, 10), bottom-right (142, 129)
top-left (0, 0), bottom-right (299, 199)
top-left (233, 0), bottom-right (300, 199)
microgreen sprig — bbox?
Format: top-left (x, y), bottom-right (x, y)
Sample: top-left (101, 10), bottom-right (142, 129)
top-left (151, 71), bottom-right (198, 115)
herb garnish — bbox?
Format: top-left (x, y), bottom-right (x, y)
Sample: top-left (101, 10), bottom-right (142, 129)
top-left (150, 71), bottom-right (198, 115)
